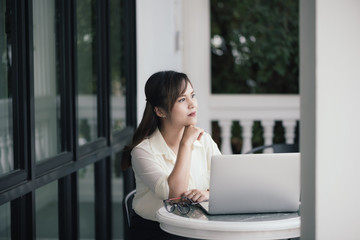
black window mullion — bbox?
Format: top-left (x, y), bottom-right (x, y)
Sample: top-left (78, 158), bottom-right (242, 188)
top-left (11, 192), bottom-right (35, 240)
top-left (57, 0), bottom-right (73, 155)
top-left (95, 158), bottom-right (112, 240)
top-left (27, 0), bottom-right (36, 239)
top-left (124, 0), bottom-right (137, 128)
top-left (58, 0), bottom-right (79, 240)
top-left (97, 0), bottom-right (111, 143)
top-left (25, 0), bottom-right (35, 181)
top-left (8, 0), bottom-right (36, 239)
top-left (95, 0), bottom-right (112, 239)
top-left (58, 173), bottom-right (79, 240)
top-left (2, 1), bottom-right (36, 238)
top-left (1, 0), bottom-right (29, 195)
top-left (71, 0), bottom-right (79, 162)
top-left (122, 0), bottom-right (137, 200)
top-left (10, 0), bottom-right (31, 177)
top-left (64, 0), bottom-right (77, 158)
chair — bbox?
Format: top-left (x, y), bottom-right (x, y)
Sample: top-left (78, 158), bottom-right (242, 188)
top-left (123, 189), bottom-right (136, 239)
top-left (123, 189), bottom-right (136, 228)
top-left (245, 143), bottom-right (299, 154)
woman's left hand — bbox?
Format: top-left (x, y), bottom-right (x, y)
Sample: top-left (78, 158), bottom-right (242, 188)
top-left (183, 189), bottom-right (209, 203)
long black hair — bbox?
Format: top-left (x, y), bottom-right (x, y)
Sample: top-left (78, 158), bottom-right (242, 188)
top-left (121, 71), bottom-right (192, 169)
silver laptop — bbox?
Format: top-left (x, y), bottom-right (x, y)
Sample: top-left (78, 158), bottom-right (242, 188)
top-left (199, 153), bottom-right (300, 215)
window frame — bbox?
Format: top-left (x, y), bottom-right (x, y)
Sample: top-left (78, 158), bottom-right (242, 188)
top-left (0, 0), bottom-right (137, 239)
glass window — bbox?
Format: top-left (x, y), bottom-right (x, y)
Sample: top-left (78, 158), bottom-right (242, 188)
top-left (110, 0), bottom-right (126, 132)
top-left (79, 164), bottom-right (95, 239)
top-left (0, 202), bottom-right (11, 239)
top-left (0, 0), bottom-right (14, 175)
top-left (33, 0), bottom-right (62, 161)
top-left (77, 0), bottom-right (98, 145)
top-left (36, 181), bottom-right (59, 239)
top-left (112, 152), bottom-right (123, 238)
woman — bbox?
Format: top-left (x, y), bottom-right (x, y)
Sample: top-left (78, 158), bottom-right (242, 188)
top-left (122, 71), bottom-right (221, 239)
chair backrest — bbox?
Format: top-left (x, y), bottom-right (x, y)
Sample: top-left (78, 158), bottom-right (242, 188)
top-left (245, 143), bottom-right (299, 154)
top-left (273, 143), bottom-right (299, 153)
top-left (123, 189), bottom-right (136, 229)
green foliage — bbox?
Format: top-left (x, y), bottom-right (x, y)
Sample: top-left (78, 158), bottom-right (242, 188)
top-left (77, 0), bottom-right (97, 95)
top-left (109, 0), bottom-right (126, 96)
top-left (211, 0), bottom-right (299, 94)
top-left (273, 121), bottom-right (285, 144)
top-left (231, 121), bottom-right (242, 153)
top-left (76, 0), bottom-right (125, 96)
top-left (251, 121), bottom-right (264, 148)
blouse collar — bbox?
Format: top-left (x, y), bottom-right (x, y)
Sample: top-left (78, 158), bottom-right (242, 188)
top-left (148, 128), bottom-right (202, 164)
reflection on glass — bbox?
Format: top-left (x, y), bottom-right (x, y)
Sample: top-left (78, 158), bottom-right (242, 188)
top-left (112, 152), bottom-right (124, 238)
top-left (110, 0), bottom-right (126, 132)
top-left (33, 0), bottom-right (61, 161)
top-left (36, 181), bottom-right (59, 239)
top-left (79, 164), bottom-right (95, 239)
top-left (0, 202), bottom-right (11, 239)
top-left (77, 0), bottom-right (98, 145)
top-left (0, 0), bottom-right (14, 175)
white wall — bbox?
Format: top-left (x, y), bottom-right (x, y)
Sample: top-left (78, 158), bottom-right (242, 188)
top-left (301, 1), bottom-right (360, 239)
top-left (136, 0), bottom-right (211, 132)
top-left (136, 0), bottom-right (183, 124)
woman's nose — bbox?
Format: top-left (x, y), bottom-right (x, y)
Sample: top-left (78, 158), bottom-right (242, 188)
top-left (188, 98), bottom-right (196, 108)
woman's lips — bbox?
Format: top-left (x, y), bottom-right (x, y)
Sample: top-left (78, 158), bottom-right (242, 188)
top-left (188, 112), bottom-right (197, 117)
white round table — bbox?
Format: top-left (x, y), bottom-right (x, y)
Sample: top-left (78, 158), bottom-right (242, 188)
top-left (156, 206), bottom-right (300, 240)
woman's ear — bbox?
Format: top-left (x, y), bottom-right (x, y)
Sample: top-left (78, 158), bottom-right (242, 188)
top-left (154, 107), bottom-right (167, 118)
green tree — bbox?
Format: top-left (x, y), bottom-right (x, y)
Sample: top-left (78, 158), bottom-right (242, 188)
top-left (77, 0), bottom-right (97, 95)
top-left (211, 0), bottom-right (299, 94)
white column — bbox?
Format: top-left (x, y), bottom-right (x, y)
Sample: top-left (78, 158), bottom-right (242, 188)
top-left (301, 1), bottom-right (360, 238)
top-left (218, 120), bottom-right (232, 155)
top-left (240, 120), bottom-right (253, 154)
top-left (182, 0), bottom-right (211, 132)
top-left (316, 1), bottom-right (360, 238)
top-left (261, 120), bottom-right (275, 153)
top-left (283, 119), bottom-right (297, 144)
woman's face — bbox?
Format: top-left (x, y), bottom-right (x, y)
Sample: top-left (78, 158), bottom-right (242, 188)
top-left (167, 82), bottom-right (198, 127)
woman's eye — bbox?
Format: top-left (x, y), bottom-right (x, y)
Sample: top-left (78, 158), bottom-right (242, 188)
top-left (178, 98), bottom-right (185, 102)
top-left (191, 94), bottom-right (196, 98)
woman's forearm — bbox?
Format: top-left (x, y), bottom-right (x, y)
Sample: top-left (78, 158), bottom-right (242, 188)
top-left (167, 141), bottom-right (192, 198)
top-left (167, 125), bottom-right (204, 198)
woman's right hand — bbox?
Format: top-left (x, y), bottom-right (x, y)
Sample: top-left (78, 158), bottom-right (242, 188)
top-left (180, 125), bottom-right (204, 146)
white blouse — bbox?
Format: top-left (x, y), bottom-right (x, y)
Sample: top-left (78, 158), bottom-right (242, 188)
top-left (131, 128), bottom-right (221, 221)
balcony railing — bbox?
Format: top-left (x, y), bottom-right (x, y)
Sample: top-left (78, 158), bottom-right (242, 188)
top-left (209, 94), bottom-right (300, 154)
top-left (0, 94), bottom-right (299, 174)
